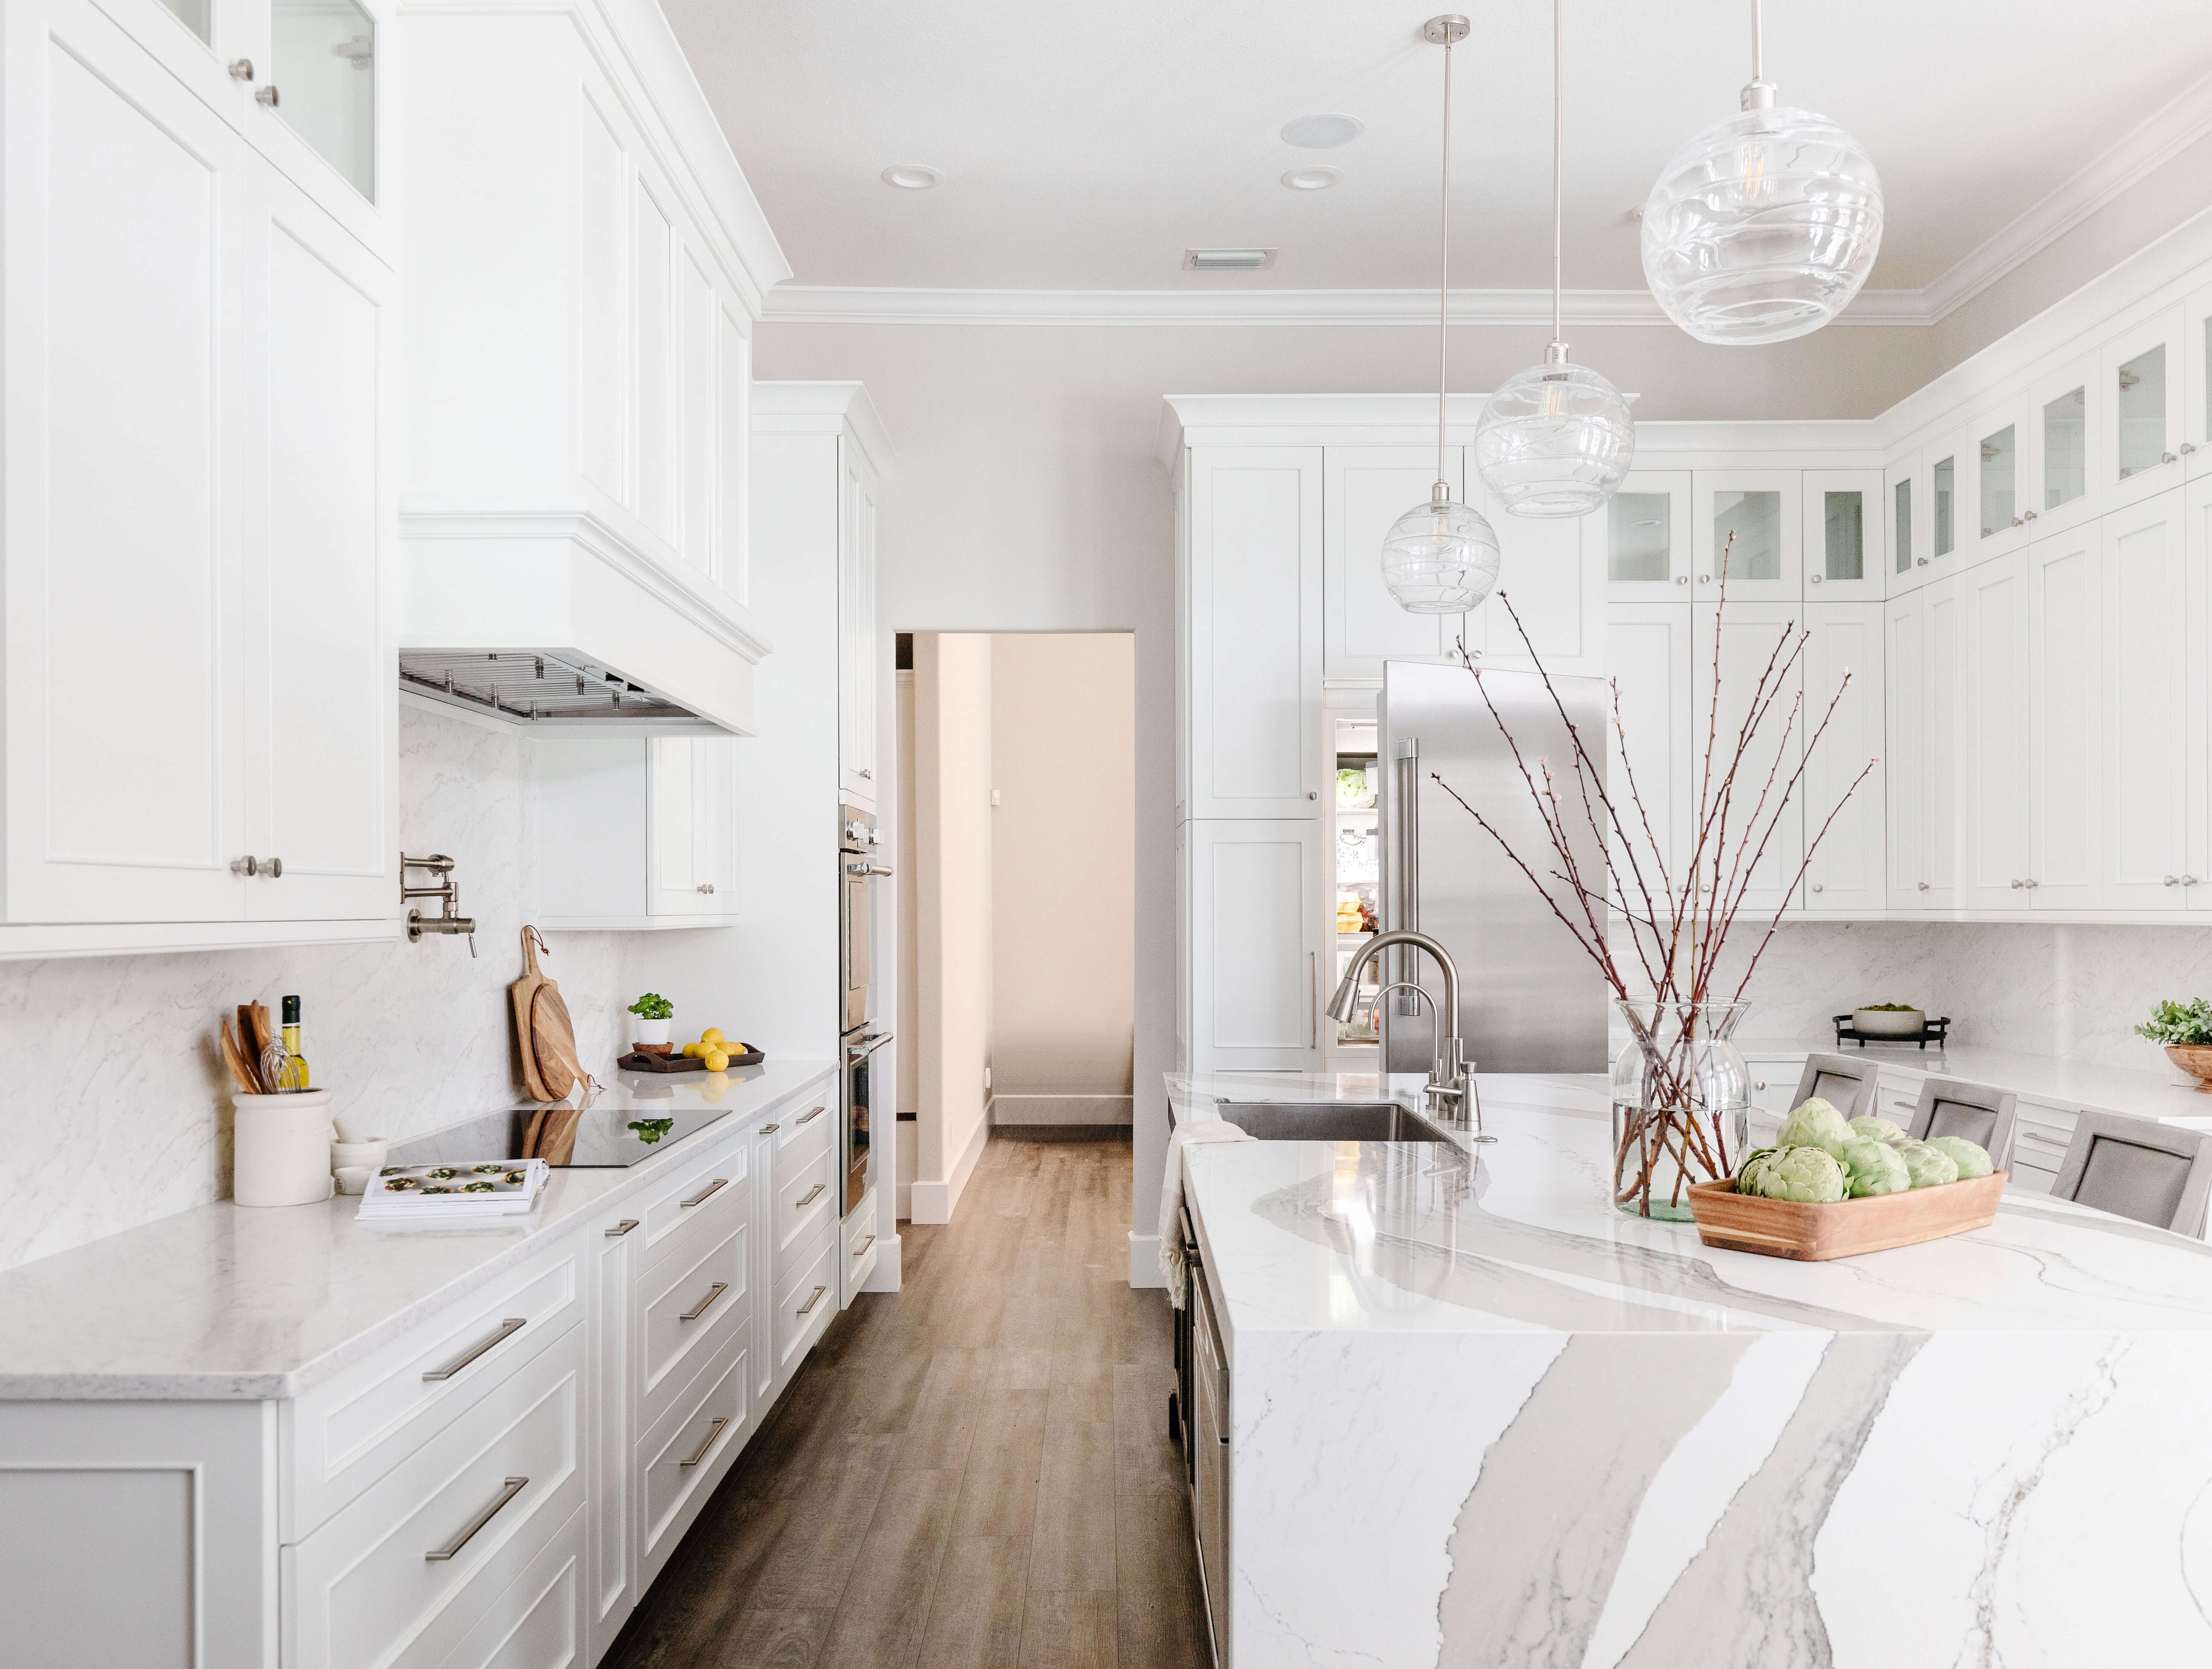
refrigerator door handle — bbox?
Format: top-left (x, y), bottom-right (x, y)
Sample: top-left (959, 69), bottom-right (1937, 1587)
top-left (1310, 951), bottom-right (1319, 1048)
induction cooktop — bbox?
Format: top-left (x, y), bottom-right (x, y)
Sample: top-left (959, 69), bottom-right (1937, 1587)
top-left (382, 1068), bottom-right (769, 1168)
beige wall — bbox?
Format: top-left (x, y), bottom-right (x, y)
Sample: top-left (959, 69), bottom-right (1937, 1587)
top-left (909, 633), bottom-right (993, 1222)
top-left (990, 633), bottom-right (1135, 1124)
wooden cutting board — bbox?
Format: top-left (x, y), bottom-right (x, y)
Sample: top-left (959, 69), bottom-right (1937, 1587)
top-left (510, 927), bottom-right (592, 1102)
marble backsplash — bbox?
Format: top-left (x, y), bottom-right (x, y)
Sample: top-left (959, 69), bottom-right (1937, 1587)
top-left (0, 705), bottom-right (634, 1273)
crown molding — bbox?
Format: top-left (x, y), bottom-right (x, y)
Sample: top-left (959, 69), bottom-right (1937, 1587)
top-left (760, 283), bottom-right (1933, 328)
top-left (751, 380), bottom-right (897, 475)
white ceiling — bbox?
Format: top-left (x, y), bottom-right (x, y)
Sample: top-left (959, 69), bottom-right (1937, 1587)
top-left (661, 0), bottom-right (2212, 299)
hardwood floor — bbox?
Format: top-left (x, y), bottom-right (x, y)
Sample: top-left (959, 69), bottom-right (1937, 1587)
top-left (606, 1133), bottom-right (1211, 1669)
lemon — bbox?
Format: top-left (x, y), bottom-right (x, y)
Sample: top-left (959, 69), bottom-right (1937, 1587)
top-left (702, 1047), bottom-right (730, 1072)
top-left (700, 1027), bottom-right (725, 1048)
top-left (681, 1042), bottom-right (702, 1058)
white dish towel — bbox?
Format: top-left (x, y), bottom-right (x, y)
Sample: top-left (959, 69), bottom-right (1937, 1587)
top-left (1158, 1119), bottom-right (1256, 1307)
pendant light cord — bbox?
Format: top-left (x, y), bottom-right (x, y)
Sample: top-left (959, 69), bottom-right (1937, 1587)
top-left (1436, 29), bottom-right (1452, 495)
top-left (1751, 0), bottom-right (1763, 83)
top-left (1550, 0), bottom-right (1563, 351)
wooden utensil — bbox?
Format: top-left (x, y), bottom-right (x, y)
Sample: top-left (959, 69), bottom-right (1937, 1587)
top-left (510, 927), bottom-right (592, 1102)
top-left (218, 1017), bottom-right (262, 1095)
top-left (1686, 1171), bottom-right (2007, 1261)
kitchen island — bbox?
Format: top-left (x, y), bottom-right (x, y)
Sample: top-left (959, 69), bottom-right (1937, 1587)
top-left (1168, 1071), bottom-right (2212, 1668)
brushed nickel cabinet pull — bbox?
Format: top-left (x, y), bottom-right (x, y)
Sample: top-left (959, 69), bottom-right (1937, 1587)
top-left (797, 1285), bottom-right (828, 1317)
top-left (798, 1183), bottom-right (826, 1207)
top-left (679, 1418), bottom-right (728, 1469)
top-left (760, 1124), bottom-right (779, 1135)
top-left (680, 1178), bottom-right (728, 1209)
top-left (425, 1476), bottom-right (526, 1560)
top-left (422, 1318), bottom-right (525, 1382)
top-left (605, 1219), bottom-right (638, 1237)
top-left (679, 1281), bottom-right (729, 1322)
top-left (797, 1106), bottom-right (825, 1125)
top-left (852, 1234), bottom-right (876, 1257)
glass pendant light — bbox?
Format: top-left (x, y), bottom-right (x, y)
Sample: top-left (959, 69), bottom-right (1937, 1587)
top-left (1641, 0), bottom-right (1883, 346)
top-left (1383, 15), bottom-right (1503, 617)
top-left (1474, 0), bottom-right (1633, 518)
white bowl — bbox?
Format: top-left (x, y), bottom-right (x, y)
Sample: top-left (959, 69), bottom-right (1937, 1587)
top-left (1853, 1007), bottom-right (1925, 1038)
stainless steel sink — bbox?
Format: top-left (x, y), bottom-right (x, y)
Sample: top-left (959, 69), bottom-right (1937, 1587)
top-left (1211, 1101), bottom-right (1451, 1143)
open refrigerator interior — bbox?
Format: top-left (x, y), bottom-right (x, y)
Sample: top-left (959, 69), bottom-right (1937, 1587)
top-left (1329, 718), bottom-right (1382, 1066)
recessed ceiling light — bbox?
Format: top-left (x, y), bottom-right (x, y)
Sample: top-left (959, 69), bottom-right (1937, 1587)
top-left (1184, 248), bottom-right (1278, 272)
top-left (880, 164), bottom-right (943, 190)
top-left (1281, 166), bottom-right (1342, 191)
top-left (1281, 114), bottom-right (1364, 149)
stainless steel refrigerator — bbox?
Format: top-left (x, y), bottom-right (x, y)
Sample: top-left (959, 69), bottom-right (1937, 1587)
top-left (1377, 659), bottom-right (1610, 1075)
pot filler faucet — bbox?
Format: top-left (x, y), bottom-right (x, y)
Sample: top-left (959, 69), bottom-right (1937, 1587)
top-left (1327, 929), bottom-right (1491, 1141)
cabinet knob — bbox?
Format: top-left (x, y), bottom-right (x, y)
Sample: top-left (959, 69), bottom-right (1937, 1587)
top-left (2010, 516), bottom-right (2023, 527)
top-left (1916, 557), bottom-right (1929, 567)
top-left (255, 85), bottom-right (280, 107)
top-left (231, 855), bottom-right (257, 877)
top-left (858, 768), bottom-right (873, 779)
top-left (1307, 791), bottom-right (1318, 801)
top-left (263, 857), bottom-right (283, 878)
top-left (1673, 574), bottom-right (1687, 585)
top-left (228, 57), bottom-right (254, 79)
top-left (2023, 509), bottom-right (2038, 519)
top-left (1917, 881), bottom-right (1930, 891)
top-left (2165, 875), bottom-right (2179, 886)
top-left (1808, 573), bottom-right (1822, 585)
top-left (1698, 574), bottom-right (1712, 584)
top-left (2163, 451), bottom-right (2180, 465)
top-left (2024, 878), bottom-right (2038, 889)
top-left (696, 882), bottom-right (715, 894)
top-left (2184, 443), bottom-right (2199, 456)
top-left (1810, 883), bottom-right (1825, 893)
top-left (1753, 1081), bottom-right (1766, 1092)
top-left (2186, 875), bottom-right (2201, 886)
top-left (2010, 878), bottom-right (2024, 889)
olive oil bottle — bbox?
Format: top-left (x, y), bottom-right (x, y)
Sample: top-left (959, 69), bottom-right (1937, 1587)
top-left (279, 994), bottom-right (311, 1091)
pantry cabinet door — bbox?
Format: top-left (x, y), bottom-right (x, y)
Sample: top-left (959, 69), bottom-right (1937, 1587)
top-left (1884, 591), bottom-right (1929, 906)
top-left (2025, 528), bottom-right (2102, 910)
top-left (2186, 478), bottom-right (2212, 913)
top-left (1921, 576), bottom-right (1967, 910)
top-left (1961, 553), bottom-right (2031, 910)
top-left (2101, 306), bottom-right (2187, 513)
top-left (1186, 447), bottom-right (1324, 818)
top-left (1604, 604), bottom-right (1694, 887)
top-left (4, 0), bottom-right (250, 924)
top-left (1604, 471), bottom-right (1693, 602)
top-left (2027, 352), bottom-right (2099, 539)
top-left (1323, 446), bottom-right (1453, 676)
top-left (1800, 602), bottom-right (1885, 913)
top-left (2102, 490), bottom-right (2199, 908)
top-left (1693, 471), bottom-right (1801, 603)
top-left (1468, 484), bottom-right (1606, 676)
top-left (1184, 820), bottom-right (1327, 1073)
top-left (1690, 602), bottom-right (1801, 915)
top-left (839, 448), bottom-right (879, 802)
top-left (1801, 470), bottom-right (1885, 602)
top-left (241, 165), bottom-right (395, 923)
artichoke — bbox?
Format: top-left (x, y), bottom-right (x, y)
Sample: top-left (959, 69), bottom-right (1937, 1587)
top-left (1745, 1146), bottom-right (1847, 1203)
top-left (1840, 1139), bottom-right (1911, 1198)
top-left (1733, 1147), bottom-right (1781, 1195)
top-left (1924, 1136), bottom-right (1993, 1180)
top-left (1895, 1140), bottom-right (1961, 1189)
top-left (1776, 1098), bottom-right (1854, 1160)
top-left (1847, 1115), bottom-right (1909, 1146)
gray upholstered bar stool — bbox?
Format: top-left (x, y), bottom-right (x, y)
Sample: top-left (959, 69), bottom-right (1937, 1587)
top-left (1904, 1078), bottom-right (2020, 1172)
top-left (1788, 1052), bottom-right (1881, 1122)
top-left (2051, 1111), bottom-right (2212, 1237)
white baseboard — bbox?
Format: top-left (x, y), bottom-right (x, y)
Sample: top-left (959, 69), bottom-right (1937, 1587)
top-left (1128, 1231), bottom-right (1165, 1289)
top-left (909, 1114), bottom-right (991, 1224)
top-left (993, 1093), bottom-right (1134, 1126)
top-left (862, 1232), bottom-right (901, 1292)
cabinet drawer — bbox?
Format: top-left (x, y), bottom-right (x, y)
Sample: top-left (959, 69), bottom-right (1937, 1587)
top-left (774, 1095), bottom-right (834, 1166)
top-left (2012, 1125), bottom-right (2073, 1174)
top-left (398, 1504), bottom-right (584, 1669)
top-left (638, 1144), bottom-right (750, 1289)
top-left (2010, 1162), bottom-right (2059, 1196)
top-left (285, 1240), bottom-right (582, 1541)
top-left (842, 1185), bottom-right (880, 1304)
top-left (639, 1324), bottom-right (749, 1582)
top-left (284, 1320), bottom-right (585, 1669)
top-left (638, 1219), bottom-right (748, 1428)
top-left (635, 1137), bottom-right (750, 1269)
top-left (774, 1233), bottom-right (838, 1380)
top-left (775, 1140), bottom-right (838, 1266)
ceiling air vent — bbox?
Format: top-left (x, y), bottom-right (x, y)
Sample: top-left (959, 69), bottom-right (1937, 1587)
top-left (1184, 248), bottom-right (1276, 272)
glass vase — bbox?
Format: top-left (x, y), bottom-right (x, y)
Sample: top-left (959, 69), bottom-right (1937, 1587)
top-left (1610, 999), bottom-right (1751, 1221)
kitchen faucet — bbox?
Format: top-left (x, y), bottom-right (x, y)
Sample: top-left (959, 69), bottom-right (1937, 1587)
top-left (1326, 929), bottom-right (1490, 1140)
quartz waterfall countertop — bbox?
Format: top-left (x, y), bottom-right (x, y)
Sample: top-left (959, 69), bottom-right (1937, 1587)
top-left (0, 1060), bottom-right (835, 1401)
top-left (1168, 1071), bottom-right (2212, 1668)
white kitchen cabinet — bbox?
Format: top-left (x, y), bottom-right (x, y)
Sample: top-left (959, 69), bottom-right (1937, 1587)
top-left (1886, 452), bottom-right (1930, 592)
top-left (1800, 602), bottom-right (1886, 913)
top-left (0, 0), bottom-right (397, 956)
top-left (1966, 395), bottom-right (2033, 565)
top-left (1323, 446), bottom-right (1466, 675)
top-left (1961, 553), bottom-right (2031, 910)
top-left (1801, 470), bottom-right (1886, 602)
top-left (586, 1204), bottom-right (638, 1660)
top-left (2187, 478), bottom-right (2212, 913)
top-left (2027, 352), bottom-right (2100, 539)
top-left (1467, 485), bottom-right (1607, 676)
top-left (1185, 447), bottom-right (1325, 818)
top-left (2103, 490), bottom-right (2200, 908)
top-left (1885, 576), bottom-right (1964, 909)
top-left (1694, 471), bottom-right (1801, 602)
top-left (2026, 527), bottom-right (2103, 909)
top-left (1605, 471), bottom-right (1693, 602)
top-left (1183, 820), bottom-right (1328, 1072)
top-left (1604, 604), bottom-right (1695, 886)
top-left (528, 735), bottom-right (738, 929)
top-left (2102, 306), bottom-right (2188, 513)
top-left (840, 451), bottom-right (880, 805)
top-left (1927, 429), bottom-right (1967, 573)
top-left (1692, 602), bottom-right (1801, 914)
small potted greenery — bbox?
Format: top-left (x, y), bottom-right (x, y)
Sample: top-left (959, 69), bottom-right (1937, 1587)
top-left (2134, 999), bottom-right (2212, 1093)
top-left (627, 991), bottom-right (674, 1052)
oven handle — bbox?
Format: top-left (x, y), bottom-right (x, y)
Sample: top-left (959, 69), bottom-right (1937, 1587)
top-left (845, 1031), bottom-right (895, 1060)
top-left (845, 862), bottom-right (894, 877)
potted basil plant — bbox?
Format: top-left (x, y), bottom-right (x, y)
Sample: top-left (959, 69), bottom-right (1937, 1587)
top-left (2136, 999), bottom-right (2212, 1093)
top-left (627, 991), bottom-right (675, 1052)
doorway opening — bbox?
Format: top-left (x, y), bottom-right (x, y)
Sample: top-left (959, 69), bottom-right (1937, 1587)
top-left (892, 631), bottom-right (1136, 1223)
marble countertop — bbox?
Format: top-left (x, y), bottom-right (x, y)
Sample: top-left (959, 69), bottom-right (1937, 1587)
top-left (1169, 1070), bottom-right (2212, 1340)
top-left (1729, 1034), bottom-right (2212, 1126)
top-left (0, 1058), bottom-right (836, 1401)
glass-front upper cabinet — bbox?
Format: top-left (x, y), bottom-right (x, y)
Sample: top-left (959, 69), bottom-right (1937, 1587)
top-left (2026, 352), bottom-right (2099, 536)
top-left (2100, 305), bottom-right (2185, 511)
top-left (1692, 471), bottom-right (1802, 602)
top-left (1801, 470), bottom-right (1885, 600)
top-left (2182, 283), bottom-right (2212, 481)
top-left (1967, 396), bottom-right (2032, 560)
top-left (268, 0), bottom-right (376, 202)
top-left (1927, 433), bottom-right (1962, 567)
top-left (1604, 470), bottom-right (1692, 602)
